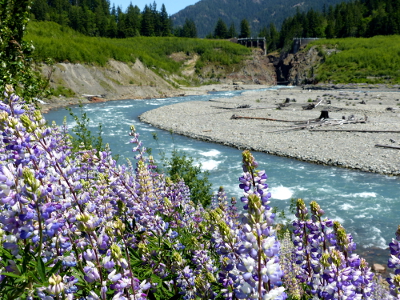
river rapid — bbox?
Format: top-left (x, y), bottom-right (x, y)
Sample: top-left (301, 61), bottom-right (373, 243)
top-left (44, 87), bottom-right (400, 263)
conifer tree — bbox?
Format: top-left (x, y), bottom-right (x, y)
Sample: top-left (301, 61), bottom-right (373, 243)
top-left (125, 3), bottom-right (141, 37)
top-left (179, 18), bottom-right (197, 38)
top-left (214, 18), bottom-right (228, 39)
top-left (239, 19), bottom-right (251, 38)
top-left (160, 4), bottom-right (171, 36)
top-left (268, 22), bottom-right (279, 51)
top-left (228, 22), bottom-right (237, 38)
top-left (31, 0), bottom-right (48, 21)
top-left (116, 6), bottom-right (127, 38)
top-left (141, 4), bottom-right (154, 36)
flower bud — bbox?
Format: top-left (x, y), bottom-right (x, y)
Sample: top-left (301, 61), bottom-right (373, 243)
top-left (114, 219), bottom-right (125, 233)
top-left (48, 274), bottom-right (65, 294)
top-left (5, 84), bottom-right (14, 93)
top-left (0, 111), bottom-right (9, 123)
top-left (76, 213), bottom-right (90, 223)
top-left (172, 251), bottom-right (183, 264)
top-left (23, 167), bottom-right (41, 193)
top-left (111, 244), bottom-right (123, 260)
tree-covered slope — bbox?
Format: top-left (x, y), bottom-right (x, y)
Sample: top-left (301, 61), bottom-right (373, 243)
top-left (171, 0), bottom-right (349, 37)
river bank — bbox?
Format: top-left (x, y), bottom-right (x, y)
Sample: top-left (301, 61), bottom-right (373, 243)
top-left (140, 85), bottom-right (400, 176)
top-left (37, 83), bottom-right (261, 113)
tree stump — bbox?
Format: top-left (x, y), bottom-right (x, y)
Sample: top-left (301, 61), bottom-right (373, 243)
top-left (319, 110), bottom-right (329, 119)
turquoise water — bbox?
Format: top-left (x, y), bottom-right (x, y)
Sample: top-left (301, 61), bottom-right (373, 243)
top-left (44, 87), bottom-right (400, 255)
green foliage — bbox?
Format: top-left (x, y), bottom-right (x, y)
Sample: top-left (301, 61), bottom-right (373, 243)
top-left (152, 133), bottom-right (212, 208)
top-left (228, 22), bottom-right (238, 38)
top-left (239, 19), bottom-right (251, 38)
top-left (167, 150), bottom-right (213, 207)
top-left (0, 0), bottom-right (49, 101)
top-left (172, 0), bottom-right (349, 38)
top-left (278, 0), bottom-right (400, 51)
top-left (175, 18), bottom-right (198, 38)
top-left (49, 85), bottom-right (75, 98)
top-left (66, 105), bottom-right (104, 153)
top-left (308, 36), bottom-right (400, 84)
top-left (213, 18), bottom-right (229, 39)
top-left (0, 245), bottom-right (62, 299)
top-left (26, 21), bottom-right (250, 75)
top-left (30, 0), bottom-right (173, 39)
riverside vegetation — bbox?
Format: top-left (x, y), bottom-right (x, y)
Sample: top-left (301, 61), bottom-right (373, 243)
top-left (2, 86), bottom-right (400, 299)
top-left (26, 21), bottom-right (400, 96)
top-left (26, 21), bottom-right (250, 83)
top-left (2, 1), bottom-right (400, 299)
top-left (309, 36), bottom-right (400, 84)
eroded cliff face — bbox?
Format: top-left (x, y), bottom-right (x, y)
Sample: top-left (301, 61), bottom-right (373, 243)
top-left (41, 49), bottom-right (279, 103)
top-left (271, 46), bottom-right (324, 85)
top-left (41, 59), bottom-right (179, 101)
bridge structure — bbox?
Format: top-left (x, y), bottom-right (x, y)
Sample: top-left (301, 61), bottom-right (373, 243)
top-left (236, 37), bottom-right (267, 55)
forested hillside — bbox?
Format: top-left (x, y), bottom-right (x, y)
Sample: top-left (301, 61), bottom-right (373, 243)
top-left (30, 0), bottom-right (195, 38)
top-left (171, 0), bottom-right (349, 37)
top-left (272, 0), bottom-right (400, 51)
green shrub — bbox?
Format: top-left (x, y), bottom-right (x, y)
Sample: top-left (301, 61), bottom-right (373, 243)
top-left (26, 21), bottom-right (250, 77)
top-left (309, 36), bottom-right (400, 84)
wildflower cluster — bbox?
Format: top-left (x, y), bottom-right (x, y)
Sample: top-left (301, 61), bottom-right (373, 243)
top-left (387, 225), bottom-right (400, 298)
top-left (291, 199), bottom-right (375, 299)
top-left (206, 151), bottom-right (286, 299)
top-left (0, 87), bottom-right (214, 299)
top-left (1, 88), bottom-right (400, 300)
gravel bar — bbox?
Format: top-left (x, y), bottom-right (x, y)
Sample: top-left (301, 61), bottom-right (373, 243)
top-left (139, 86), bottom-right (400, 176)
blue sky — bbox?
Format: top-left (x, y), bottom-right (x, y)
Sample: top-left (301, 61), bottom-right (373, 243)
top-left (111, 0), bottom-right (199, 15)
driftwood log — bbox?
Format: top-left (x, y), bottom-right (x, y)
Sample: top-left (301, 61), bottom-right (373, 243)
top-left (311, 129), bottom-right (400, 133)
top-left (230, 114), bottom-right (318, 123)
top-left (375, 144), bottom-right (400, 150)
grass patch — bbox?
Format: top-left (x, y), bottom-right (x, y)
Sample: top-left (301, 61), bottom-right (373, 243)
top-left (26, 21), bottom-right (250, 76)
top-left (50, 85), bottom-right (75, 97)
top-left (307, 36), bottom-right (400, 84)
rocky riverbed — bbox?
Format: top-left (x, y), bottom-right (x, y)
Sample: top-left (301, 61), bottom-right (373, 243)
top-left (140, 85), bottom-right (400, 176)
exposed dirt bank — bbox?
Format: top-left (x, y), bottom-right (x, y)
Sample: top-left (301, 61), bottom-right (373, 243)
top-left (38, 49), bottom-right (279, 113)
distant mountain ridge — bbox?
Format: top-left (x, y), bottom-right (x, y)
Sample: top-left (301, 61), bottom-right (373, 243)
top-left (172, 0), bottom-right (349, 37)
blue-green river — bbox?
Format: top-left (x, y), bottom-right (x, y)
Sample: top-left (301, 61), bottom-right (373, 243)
top-left (44, 87), bottom-right (400, 260)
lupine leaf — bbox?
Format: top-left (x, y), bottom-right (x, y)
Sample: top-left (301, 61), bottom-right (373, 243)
top-left (0, 272), bottom-right (23, 279)
top-left (36, 257), bottom-right (46, 283)
top-left (47, 260), bottom-right (62, 277)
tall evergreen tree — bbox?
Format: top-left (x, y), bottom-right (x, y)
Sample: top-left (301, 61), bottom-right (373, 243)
top-left (106, 13), bottom-right (118, 38)
top-left (151, 1), bottom-right (161, 36)
top-left (116, 6), bottom-right (126, 37)
top-left (31, 0), bottom-right (48, 21)
top-left (159, 4), bottom-right (171, 36)
top-left (214, 18), bottom-right (228, 39)
top-left (141, 4), bottom-right (154, 36)
top-left (268, 23), bottom-right (279, 51)
top-left (239, 19), bottom-right (251, 38)
top-left (125, 3), bottom-right (141, 37)
top-left (180, 18), bottom-right (197, 37)
top-left (228, 22), bottom-right (237, 38)
top-left (95, 3), bottom-right (107, 36)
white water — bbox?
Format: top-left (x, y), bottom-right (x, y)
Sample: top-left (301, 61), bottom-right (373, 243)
top-left (44, 88), bottom-right (400, 254)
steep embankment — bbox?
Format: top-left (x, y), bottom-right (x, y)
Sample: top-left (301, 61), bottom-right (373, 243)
top-left (39, 48), bottom-right (278, 112)
top-left (42, 59), bottom-right (179, 101)
top-left (271, 45), bottom-right (324, 85)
